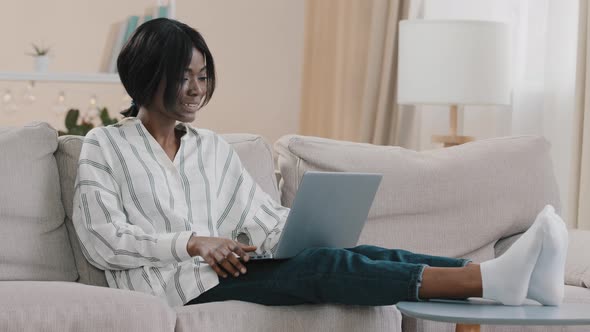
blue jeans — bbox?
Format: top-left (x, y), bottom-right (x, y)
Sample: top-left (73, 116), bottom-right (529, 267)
top-left (186, 245), bottom-right (470, 306)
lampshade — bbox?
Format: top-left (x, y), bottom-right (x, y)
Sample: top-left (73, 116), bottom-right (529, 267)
top-left (397, 20), bottom-right (511, 106)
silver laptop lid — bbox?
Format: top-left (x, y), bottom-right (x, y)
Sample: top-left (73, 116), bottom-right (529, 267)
top-left (273, 171), bottom-right (382, 258)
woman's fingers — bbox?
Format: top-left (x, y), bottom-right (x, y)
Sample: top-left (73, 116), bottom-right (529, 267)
top-left (202, 241), bottom-right (259, 278)
top-left (232, 245), bottom-right (250, 262)
top-left (205, 257), bottom-right (227, 278)
top-left (239, 244), bottom-right (258, 252)
top-left (215, 251), bottom-right (239, 277)
top-left (226, 249), bottom-right (247, 274)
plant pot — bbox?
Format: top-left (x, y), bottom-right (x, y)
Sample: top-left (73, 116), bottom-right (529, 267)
top-left (34, 55), bottom-right (50, 72)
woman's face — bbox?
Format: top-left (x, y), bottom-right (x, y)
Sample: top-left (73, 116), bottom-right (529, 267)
top-left (152, 48), bottom-right (207, 123)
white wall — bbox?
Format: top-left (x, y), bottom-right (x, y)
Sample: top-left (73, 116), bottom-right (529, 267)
top-left (0, 0), bottom-right (304, 144)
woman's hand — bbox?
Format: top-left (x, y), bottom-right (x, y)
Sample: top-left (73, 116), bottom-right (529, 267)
top-left (187, 235), bottom-right (257, 278)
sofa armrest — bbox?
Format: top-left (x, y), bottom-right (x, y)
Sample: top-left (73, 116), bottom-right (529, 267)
top-left (565, 229), bottom-right (590, 288)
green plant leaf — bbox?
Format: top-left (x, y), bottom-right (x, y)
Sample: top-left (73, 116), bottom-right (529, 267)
top-left (80, 123), bottom-right (94, 136)
top-left (99, 108), bottom-right (109, 124)
top-left (31, 43), bottom-right (49, 56)
top-left (99, 107), bottom-right (119, 126)
top-left (69, 127), bottom-right (83, 136)
top-left (65, 109), bottom-right (79, 129)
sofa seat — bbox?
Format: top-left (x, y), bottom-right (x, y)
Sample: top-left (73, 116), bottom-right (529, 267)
top-left (0, 281), bottom-right (176, 332)
top-left (175, 301), bottom-right (402, 332)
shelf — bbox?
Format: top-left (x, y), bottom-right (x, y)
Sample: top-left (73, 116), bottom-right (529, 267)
top-left (0, 72), bottom-right (120, 84)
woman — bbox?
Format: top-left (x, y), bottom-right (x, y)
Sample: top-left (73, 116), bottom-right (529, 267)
top-left (72, 18), bottom-right (568, 308)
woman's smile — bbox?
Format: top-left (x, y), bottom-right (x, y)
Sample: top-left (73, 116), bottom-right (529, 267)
top-left (180, 102), bottom-right (200, 112)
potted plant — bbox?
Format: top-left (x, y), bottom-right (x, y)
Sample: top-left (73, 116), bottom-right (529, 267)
top-left (58, 107), bottom-right (119, 136)
top-left (27, 43), bottom-right (50, 73)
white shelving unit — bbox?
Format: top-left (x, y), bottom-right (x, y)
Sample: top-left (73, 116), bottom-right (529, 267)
top-left (0, 72), bottom-right (120, 84)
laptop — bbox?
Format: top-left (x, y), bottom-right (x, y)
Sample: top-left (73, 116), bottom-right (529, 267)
top-left (249, 171), bottom-right (382, 260)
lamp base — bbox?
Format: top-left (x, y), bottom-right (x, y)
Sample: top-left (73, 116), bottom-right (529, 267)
top-left (432, 134), bottom-right (475, 148)
top-left (432, 105), bottom-right (475, 148)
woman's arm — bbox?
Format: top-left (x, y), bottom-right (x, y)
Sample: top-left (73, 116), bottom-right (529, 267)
top-left (214, 134), bottom-right (289, 255)
top-left (72, 130), bottom-right (193, 270)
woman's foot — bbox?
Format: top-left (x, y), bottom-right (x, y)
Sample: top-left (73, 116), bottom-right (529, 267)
top-left (480, 212), bottom-right (548, 305)
top-left (527, 205), bottom-right (568, 305)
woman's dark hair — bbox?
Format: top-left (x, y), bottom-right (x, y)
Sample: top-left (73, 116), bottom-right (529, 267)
top-left (118, 18), bottom-right (216, 117)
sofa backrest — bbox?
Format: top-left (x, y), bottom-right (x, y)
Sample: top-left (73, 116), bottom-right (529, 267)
top-left (0, 122), bottom-right (78, 281)
top-left (221, 134), bottom-right (280, 201)
top-left (275, 135), bottom-right (561, 262)
top-left (56, 132), bottom-right (279, 287)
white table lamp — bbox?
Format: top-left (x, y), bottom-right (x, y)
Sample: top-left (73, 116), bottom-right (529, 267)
top-left (397, 20), bottom-right (511, 147)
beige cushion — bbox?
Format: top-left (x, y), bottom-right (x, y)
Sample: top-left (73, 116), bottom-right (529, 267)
top-left (221, 133), bottom-right (280, 201)
top-left (0, 281), bottom-right (175, 332)
top-left (56, 132), bottom-right (279, 287)
top-left (56, 136), bottom-right (108, 287)
top-left (176, 301), bottom-right (402, 332)
top-left (275, 135), bottom-right (560, 259)
top-left (0, 122), bottom-right (77, 281)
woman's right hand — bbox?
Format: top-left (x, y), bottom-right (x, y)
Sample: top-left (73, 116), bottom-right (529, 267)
top-left (187, 235), bottom-right (257, 278)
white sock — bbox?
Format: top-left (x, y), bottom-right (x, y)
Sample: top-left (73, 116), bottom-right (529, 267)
top-left (527, 205), bottom-right (568, 306)
top-left (480, 213), bottom-right (547, 305)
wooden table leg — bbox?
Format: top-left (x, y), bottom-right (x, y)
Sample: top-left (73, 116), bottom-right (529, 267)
top-left (455, 323), bottom-right (481, 332)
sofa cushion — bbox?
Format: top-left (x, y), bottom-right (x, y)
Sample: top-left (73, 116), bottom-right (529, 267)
top-left (0, 281), bottom-right (175, 332)
top-left (0, 122), bottom-right (77, 281)
top-left (56, 132), bottom-right (279, 287)
top-left (220, 133), bottom-right (280, 201)
top-left (176, 301), bottom-right (402, 332)
top-left (56, 136), bottom-right (109, 287)
top-left (274, 135), bottom-right (560, 259)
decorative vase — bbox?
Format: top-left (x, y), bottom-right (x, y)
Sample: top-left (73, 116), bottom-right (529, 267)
top-left (34, 55), bottom-right (49, 72)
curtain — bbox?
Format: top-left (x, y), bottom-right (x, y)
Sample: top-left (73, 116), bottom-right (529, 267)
top-left (574, 0), bottom-right (590, 230)
top-left (300, 0), bottom-right (412, 145)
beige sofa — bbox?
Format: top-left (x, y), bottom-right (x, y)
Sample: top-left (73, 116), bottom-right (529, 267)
top-left (0, 121), bottom-right (589, 332)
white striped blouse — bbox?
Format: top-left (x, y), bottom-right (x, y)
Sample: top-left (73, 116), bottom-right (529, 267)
top-left (72, 117), bottom-right (289, 307)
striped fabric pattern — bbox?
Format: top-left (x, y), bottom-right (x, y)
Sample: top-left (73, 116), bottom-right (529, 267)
top-left (72, 117), bottom-right (289, 307)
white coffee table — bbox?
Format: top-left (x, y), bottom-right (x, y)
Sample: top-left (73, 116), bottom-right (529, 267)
top-left (396, 298), bottom-right (590, 332)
